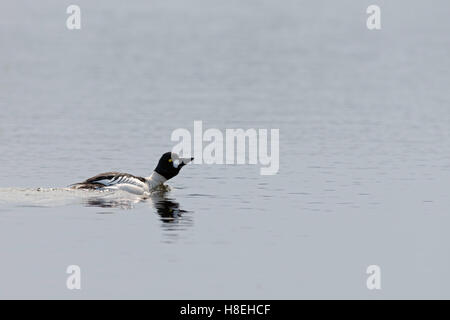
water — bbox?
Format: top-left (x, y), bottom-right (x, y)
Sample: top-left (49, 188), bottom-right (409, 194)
top-left (1, 0), bottom-right (450, 299)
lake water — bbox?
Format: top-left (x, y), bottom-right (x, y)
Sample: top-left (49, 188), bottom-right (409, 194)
top-left (1, 0), bottom-right (450, 299)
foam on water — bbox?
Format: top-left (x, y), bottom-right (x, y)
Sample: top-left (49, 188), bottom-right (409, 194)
top-left (0, 185), bottom-right (172, 209)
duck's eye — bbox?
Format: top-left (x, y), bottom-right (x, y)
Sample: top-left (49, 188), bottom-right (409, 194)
top-left (168, 159), bottom-right (172, 163)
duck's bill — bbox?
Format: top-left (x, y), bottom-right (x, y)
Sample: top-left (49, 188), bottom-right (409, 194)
top-left (172, 156), bottom-right (194, 169)
top-left (181, 157), bottom-right (194, 164)
top-left (178, 157), bottom-right (194, 168)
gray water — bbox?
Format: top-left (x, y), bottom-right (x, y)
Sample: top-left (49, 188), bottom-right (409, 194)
top-left (1, 0), bottom-right (450, 299)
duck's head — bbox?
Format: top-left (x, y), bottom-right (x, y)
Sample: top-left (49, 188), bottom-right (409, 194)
top-left (154, 152), bottom-right (194, 181)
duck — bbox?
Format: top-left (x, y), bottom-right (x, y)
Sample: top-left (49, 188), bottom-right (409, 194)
top-left (70, 152), bottom-right (193, 195)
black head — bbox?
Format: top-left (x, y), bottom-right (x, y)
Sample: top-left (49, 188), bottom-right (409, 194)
top-left (154, 152), bottom-right (194, 181)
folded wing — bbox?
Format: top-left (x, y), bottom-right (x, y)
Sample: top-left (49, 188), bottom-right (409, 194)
top-left (71, 172), bottom-right (146, 190)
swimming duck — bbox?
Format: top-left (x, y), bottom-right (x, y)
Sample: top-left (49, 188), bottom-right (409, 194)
top-left (71, 152), bottom-right (193, 195)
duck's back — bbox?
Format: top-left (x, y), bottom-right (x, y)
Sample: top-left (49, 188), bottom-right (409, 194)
top-left (71, 172), bottom-right (147, 190)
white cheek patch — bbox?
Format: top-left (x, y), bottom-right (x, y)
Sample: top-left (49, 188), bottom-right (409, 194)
top-left (172, 159), bottom-right (180, 168)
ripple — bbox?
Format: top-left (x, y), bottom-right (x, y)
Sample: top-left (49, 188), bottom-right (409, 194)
top-left (186, 193), bottom-right (216, 198)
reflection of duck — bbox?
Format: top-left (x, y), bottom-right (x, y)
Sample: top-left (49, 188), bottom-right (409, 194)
top-left (71, 152), bottom-right (193, 195)
top-left (84, 196), bottom-right (145, 210)
top-left (153, 196), bottom-right (187, 223)
top-left (83, 191), bottom-right (191, 227)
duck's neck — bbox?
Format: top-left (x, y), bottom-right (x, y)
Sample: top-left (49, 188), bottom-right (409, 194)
top-left (145, 171), bottom-right (167, 190)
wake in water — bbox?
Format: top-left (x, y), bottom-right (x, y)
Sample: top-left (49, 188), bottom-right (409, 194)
top-left (0, 184), bottom-right (171, 210)
top-left (0, 185), bottom-right (191, 228)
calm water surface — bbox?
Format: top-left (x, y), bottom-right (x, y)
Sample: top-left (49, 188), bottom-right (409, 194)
top-left (1, 0), bottom-right (450, 298)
